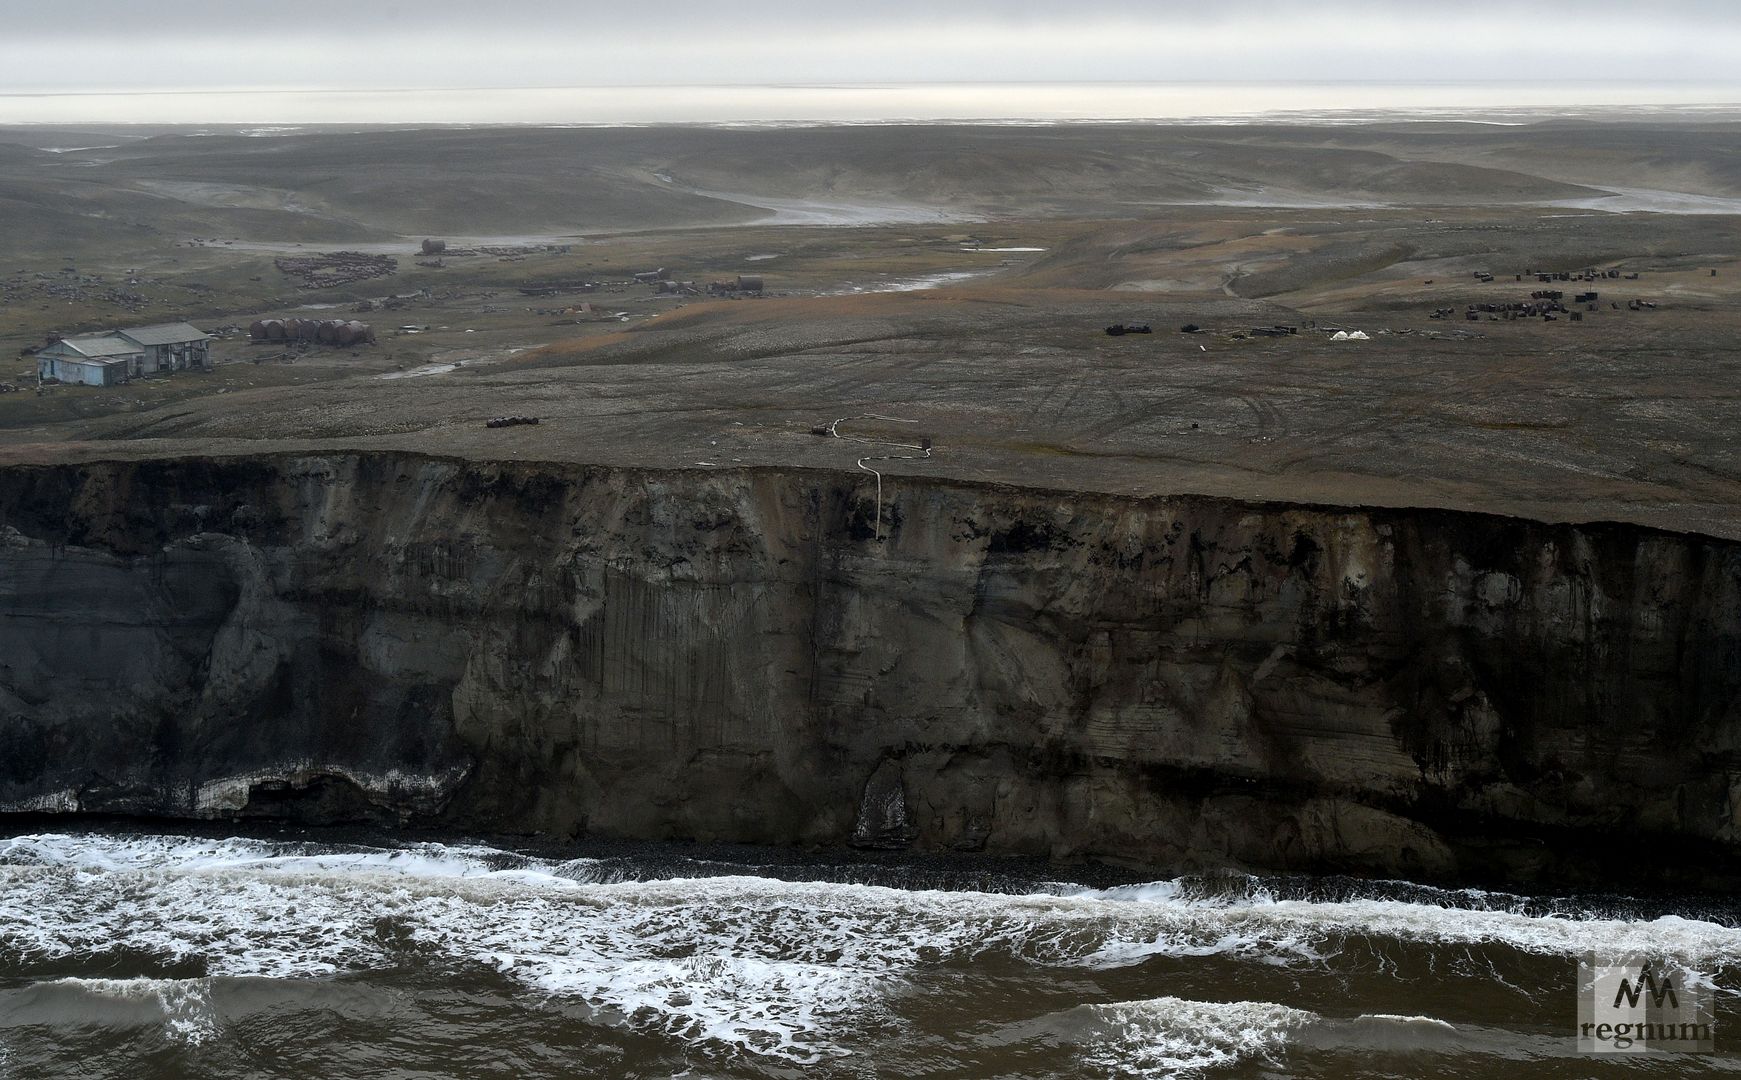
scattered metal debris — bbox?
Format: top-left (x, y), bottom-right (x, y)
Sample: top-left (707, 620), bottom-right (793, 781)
top-left (249, 318), bottom-right (376, 346)
top-left (273, 251), bottom-right (398, 290)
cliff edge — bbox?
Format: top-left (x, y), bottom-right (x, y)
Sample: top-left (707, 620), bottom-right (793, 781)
top-left (2, 453), bottom-right (1738, 889)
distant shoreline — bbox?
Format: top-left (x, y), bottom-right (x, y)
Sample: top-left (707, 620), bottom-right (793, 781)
top-left (4, 80), bottom-right (1740, 127)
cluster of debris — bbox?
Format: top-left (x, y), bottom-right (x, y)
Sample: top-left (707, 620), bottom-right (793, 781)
top-left (1105, 322), bottom-right (1304, 340)
top-left (532, 302), bottom-right (608, 319)
top-left (1528, 267), bottom-right (1630, 283)
top-left (248, 318), bottom-right (377, 346)
top-left (349, 294), bottom-right (423, 313)
top-left (485, 415), bottom-right (541, 429)
top-left (707, 275), bottom-right (765, 296)
top-left (1227, 325), bottom-right (1303, 339)
top-left (519, 280), bottom-right (598, 296)
top-left (274, 252), bottom-right (398, 290)
top-left (1437, 299), bottom-right (1570, 321)
top-left (247, 350), bottom-right (302, 365)
top-left (0, 268), bottom-right (152, 313)
top-left (1437, 284), bottom-right (1663, 322)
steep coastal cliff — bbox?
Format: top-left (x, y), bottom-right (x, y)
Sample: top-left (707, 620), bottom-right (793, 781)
top-left (2, 453), bottom-right (1738, 888)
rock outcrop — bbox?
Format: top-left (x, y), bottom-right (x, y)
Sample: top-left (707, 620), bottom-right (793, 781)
top-left (2, 453), bottom-right (1739, 889)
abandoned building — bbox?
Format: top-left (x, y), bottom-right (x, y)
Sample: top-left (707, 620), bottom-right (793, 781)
top-left (35, 322), bottom-right (212, 386)
top-left (119, 323), bottom-right (214, 370)
top-left (34, 334), bottom-right (139, 386)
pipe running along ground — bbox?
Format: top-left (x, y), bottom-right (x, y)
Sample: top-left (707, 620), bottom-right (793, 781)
top-left (824, 414), bottom-right (935, 541)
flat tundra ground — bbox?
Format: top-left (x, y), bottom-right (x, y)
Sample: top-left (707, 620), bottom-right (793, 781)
top-left (1, 121), bottom-right (1738, 536)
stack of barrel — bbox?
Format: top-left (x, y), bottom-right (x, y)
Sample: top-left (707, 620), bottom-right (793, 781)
top-left (248, 318), bottom-right (377, 347)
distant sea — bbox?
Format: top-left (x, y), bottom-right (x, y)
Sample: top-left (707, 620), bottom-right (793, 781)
top-left (3, 81), bottom-right (1741, 127)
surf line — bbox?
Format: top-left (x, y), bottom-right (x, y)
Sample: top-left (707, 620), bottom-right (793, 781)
top-left (823, 414), bottom-right (934, 543)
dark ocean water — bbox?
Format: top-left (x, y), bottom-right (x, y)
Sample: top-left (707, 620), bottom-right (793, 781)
top-left (1, 829), bottom-right (1737, 1078)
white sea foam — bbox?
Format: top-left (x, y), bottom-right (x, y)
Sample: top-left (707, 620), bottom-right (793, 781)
top-left (1356, 1013), bottom-right (1456, 1029)
top-left (3, 833), bottom-right (1740, 1065)
top-left (1065, 999), bottom-right (1564, 1076)
top-left (1070, 878), bottom-right (1741, 968)
top-left (1077, 997), bottom-right (1314, 1078)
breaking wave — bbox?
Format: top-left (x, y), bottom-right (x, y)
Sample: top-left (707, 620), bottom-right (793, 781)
top-left (2, 832), bottom-right (1739, 1069)
top-left (0, 977), bottom-right (218, 1046)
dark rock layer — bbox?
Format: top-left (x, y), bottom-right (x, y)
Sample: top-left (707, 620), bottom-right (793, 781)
top-left (2, 453), bottom-right (1738, 890)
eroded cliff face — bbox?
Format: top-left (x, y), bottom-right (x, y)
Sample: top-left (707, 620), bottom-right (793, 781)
top-left (2, 454), bottom-right (1739, 888)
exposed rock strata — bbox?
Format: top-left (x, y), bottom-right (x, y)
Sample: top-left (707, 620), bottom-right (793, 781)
top-left (2, 453), bottom-right (1738, 889)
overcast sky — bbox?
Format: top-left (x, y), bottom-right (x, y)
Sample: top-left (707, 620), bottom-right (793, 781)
top-left (7, 0), bottom-right (1741, 91)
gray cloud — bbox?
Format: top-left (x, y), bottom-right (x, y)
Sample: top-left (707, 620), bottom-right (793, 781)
top-left (2, 2), bottom-right (1739, 99)
top-left (7, 0), bottom-right (1741, 29)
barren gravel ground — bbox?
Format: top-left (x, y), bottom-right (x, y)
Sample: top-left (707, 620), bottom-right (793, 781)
top-left (3, 122), bottom-right (1739, 536)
